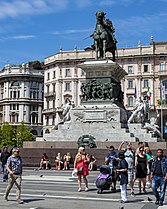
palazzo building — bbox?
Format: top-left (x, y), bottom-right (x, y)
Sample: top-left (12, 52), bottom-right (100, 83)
top-left (0, 64), bottom-right (44, 136)
top-left (43, 39), bottom-right (167, 139)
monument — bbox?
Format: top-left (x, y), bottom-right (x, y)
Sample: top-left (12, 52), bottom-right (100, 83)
top-left (44, 11), bottom-right (159, 143)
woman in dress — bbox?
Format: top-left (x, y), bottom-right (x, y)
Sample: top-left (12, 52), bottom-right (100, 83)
top-left (74, 147), bottom-right (89, 192)
top-left (135, 147), bottom-right (149, 193)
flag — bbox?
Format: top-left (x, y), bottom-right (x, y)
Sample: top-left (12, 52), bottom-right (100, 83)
top-left (134, 85), bottom-right (137, 98)
top-left (147, 86), bottom-right (151, 101)
top-left (161, 84), bottom-right (165, 99)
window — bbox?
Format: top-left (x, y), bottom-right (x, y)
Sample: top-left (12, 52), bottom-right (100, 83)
top-left (128, 66), bottom-right (133, 73)
top-left (144, 65), bottom-right (148, 72)
top-left (65, 82), bottom-right (71, 91)
top-left (160, 55), bottom-right (165, 60)
top-left (143, 80), bottom-right (148, 88)
top-left (46, 117), bottom-right (49, 126)
top-left (160, 63), bottom-right (165, 72)
top-left (47, 101), bottom-right (49, 109)
top-left (143, 57), bottom-right (150, 61)
top-left (128, 96), bottom-right (134, 107)
top-left (47, 72), bottom-right (50, 80)
top-left (53, 71), bottom-right (56, 78)
top-left (65, 68), bottom-right (71, 77)
top-left (128, 80), bottom-right (133, 89)
top-left (52, 116), bottom-right (55, 125)
top-left (46, 85), bottom-right (49, 93)
top-left (53, 84), bottom-right (56, 93)
top-left (13, 91), bottom-right (17, 98)
top-left (53, 100), bottom-right (55, 108)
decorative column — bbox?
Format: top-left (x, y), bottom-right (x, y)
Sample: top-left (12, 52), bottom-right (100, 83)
top-left (38, 105), bottom-right (42, 124)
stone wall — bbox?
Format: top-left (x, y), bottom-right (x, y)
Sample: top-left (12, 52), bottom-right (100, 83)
top-left (21, 142), bottom-right (167, 167)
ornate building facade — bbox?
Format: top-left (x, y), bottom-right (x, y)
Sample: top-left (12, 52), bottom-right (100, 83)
top-left (0, 64), bottom-right (44, 136)
top-left (43, 40), bottom-right (167, 139)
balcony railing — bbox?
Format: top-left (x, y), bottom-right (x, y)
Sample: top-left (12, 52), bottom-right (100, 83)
top-left (44, 92), bottom-right (56, 97)
top-left (42, 108), bottom-right (57, 114)
top-left (157, 70), bottom-right (167, 76)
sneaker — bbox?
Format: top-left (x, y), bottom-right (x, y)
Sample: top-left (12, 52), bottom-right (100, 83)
top-left (155, 199), bottom-right (159, 205)
top-left (159, 202), bottom-right (163, 206)
top-left (78, 188), bottom-right (81, 192)
top-left (85, 187), bottom-right (88, 192)
top-left (3, 196), bottom-right (8, 201)
top-left (17, 199), bottom-right (24, 204)
top-left (120, 200), bottom-right (128, 203)
top-left (131, 192), bottom-right (135, 197)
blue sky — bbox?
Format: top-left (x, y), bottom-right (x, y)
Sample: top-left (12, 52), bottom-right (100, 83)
top-left (0, 0), bottom-right (167, 68)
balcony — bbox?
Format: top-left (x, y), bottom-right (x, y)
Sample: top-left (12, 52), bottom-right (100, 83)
top-left (42, 108), bottom-right (57, 114)
top-left (44, 92), bottom-right (56, 97)
top-left (157, 70), bottom-right (167, 77)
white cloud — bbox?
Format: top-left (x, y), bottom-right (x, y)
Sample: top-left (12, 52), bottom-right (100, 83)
top-left (115, 12), bottom-right (167, 46)
top-left (11, 35), bottom-right (35, 40)
top-left (51, 28), bottom-right (92, 35)
top-left (0, 0), bottom-right (68, 19)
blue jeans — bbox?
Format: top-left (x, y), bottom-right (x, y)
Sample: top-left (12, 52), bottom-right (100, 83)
top-left (2, 164), bottom-right (8, 181)
top-left (152, 175), bottom-right (167, 203)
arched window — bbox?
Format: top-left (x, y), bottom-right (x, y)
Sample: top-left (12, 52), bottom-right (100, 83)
top-left (11, 81), bottom-right (20, 87)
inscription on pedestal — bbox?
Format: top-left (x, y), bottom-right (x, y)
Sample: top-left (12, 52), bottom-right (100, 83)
top-left (83, 110), bottom-right (106, 122)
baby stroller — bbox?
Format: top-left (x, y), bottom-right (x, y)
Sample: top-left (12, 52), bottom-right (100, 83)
top-left (96, 165), bottom-right (113, 194)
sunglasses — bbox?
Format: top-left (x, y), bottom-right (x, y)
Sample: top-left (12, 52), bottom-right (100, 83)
top-left (15, 151), bottom-right (20, 153)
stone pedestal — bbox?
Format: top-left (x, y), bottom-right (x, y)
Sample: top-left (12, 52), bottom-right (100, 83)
top-left (44, 59), bottom-right (158, 143)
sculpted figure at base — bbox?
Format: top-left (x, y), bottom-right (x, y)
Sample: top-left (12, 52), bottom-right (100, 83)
top-left (128, 99), bottom-right (149, 123)
top-left (53, 100), bottom-right (72, 130)
top-left (91, 10), bottom-right (117, 60)
top-left (144, 110), bottom-right (161, 137)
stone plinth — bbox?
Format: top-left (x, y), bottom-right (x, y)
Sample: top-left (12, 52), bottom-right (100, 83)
top-left (79, 60), bottom-right (127, 82)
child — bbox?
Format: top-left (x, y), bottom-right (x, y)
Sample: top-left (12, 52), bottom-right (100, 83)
top-left (116, 152), bottom-right (128, 203)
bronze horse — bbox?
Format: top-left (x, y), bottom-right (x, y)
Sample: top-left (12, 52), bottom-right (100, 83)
top-left (91, 11), bottom-right (117, 61)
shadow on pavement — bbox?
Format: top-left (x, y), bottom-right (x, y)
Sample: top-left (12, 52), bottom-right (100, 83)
top-left (23, 198), bottom-right (45, 203)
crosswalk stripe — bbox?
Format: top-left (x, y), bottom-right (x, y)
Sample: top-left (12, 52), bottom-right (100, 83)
top-left (0, 192), bottom-right (120, 202)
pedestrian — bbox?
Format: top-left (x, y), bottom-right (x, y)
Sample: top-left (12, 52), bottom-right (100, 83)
top-left (39, 153), bottom-right (49, 170)
top-left (74, 147), bottom-right (89, 192)
top-left (4, 147), bottom-right (23, 204)
top-left (116, 152), bottom-right (128, 203)
top-left (144, 146), bottom-right (154, 187)
top-left (134, 146), bottom-right (149, 194)
top-left (151, 149), bottom-right (167, 206)
top-left (135, 142), bottom-right (144, 155)
top-left (0, 146), bottom-right (10, 182)
top-left (87, 154), bottom-right (96, 171)
top-left (118, 141), bottom-right (135, 196)
top-left (105, 145), bottom-right (119, 192)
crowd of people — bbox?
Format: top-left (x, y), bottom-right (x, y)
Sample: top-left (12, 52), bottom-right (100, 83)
top-left (73, 142), bottom-right (167, 206)
top-left (1, 142), bottom-right (167, 206)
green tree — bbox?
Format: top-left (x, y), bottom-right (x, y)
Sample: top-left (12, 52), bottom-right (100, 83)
top-left (28, 60), bottom-right (43, 70)
top-left (16, 121), bottom-right (35, 147)
top-left (0, 122), bottom-right (16, 147)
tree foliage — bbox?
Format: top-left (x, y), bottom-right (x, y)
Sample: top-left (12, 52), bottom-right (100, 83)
top-left (16, 121), bottom-right (35, 147)
top-left (28, 60), bottom-right (44, 70)
top-left (0, 122), bottom-right (16, 147)
top-left (0, 122), bottom-right (35, 148)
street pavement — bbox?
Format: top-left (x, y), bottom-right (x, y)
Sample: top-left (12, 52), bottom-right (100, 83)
top-left (0, 168), bottom-right (167, 209)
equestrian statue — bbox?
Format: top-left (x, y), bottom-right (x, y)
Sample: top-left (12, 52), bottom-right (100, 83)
top-left (91, 10), bottom-right (117, 61)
